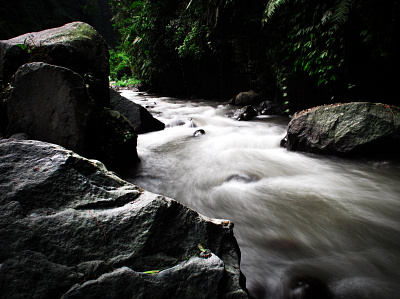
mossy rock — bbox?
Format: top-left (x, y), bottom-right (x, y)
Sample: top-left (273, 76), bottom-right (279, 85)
top-left (0, 22), bottom-right (109, 105)
top-left (282, 102), bottom-right (400, 156)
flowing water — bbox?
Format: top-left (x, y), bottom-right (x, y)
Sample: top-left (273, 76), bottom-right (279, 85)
top-left (121, 90), bottom-right (400, 299)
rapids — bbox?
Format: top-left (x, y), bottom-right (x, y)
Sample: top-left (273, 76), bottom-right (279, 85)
top-left (121, 90), bottom-right (400, 299)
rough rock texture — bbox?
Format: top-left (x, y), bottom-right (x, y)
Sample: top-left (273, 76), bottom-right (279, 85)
top-left (6, 62), bottom-right (89, 154)
top-left (5, 62), bottom-right (139, 169)
top-left (229, 91), bottom-right (264, 106)
top-left (0, 139), bottom-right (248, 299)
top-left (282, 102), bottom-right (400, 155)
top-left (259, 100), bottom-right (282, 115)
top-left (110, 88), bottom-right (165, 134)
top-left (0, 0), bottom-right (117, 47)
top-left (233, 105), bottom-right (258, 121)
top-left (0, 22), bottom-right (109, 105)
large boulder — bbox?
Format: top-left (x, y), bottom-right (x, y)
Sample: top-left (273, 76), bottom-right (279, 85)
top-left (110, 88), bottom-right (165, 134)
top-left (5, 62), bottom-right (138, 168)
top-left (5, 62), bottom-right (89, 153)
top-left (229, 91), bottom-right (264, 106)
top-left (282, 102), bottom-right (400, 156)
top-left (0, 21), bottom-right (109, 106)
top-left (0, 139), bottom-right (249, 298)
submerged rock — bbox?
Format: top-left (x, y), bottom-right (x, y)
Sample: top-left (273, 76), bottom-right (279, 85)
top-left (282, 102), bottom-right (400, 156)
top-left (0, 139), bottom-right (248, 298)
top-left (233, 105), bottom-right (258, 121)
top-left (193, 129), bottom-right (206, 137)
top-left (285, 275), bottom-right (332, 299)
top-left (259, 100), bottom-right (282, 115)
top-left (226, 174), bottom-right (259, 184)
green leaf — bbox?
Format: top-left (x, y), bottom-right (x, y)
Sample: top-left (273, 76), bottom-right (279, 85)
top-left (143, 270), bottom-right (161, 274)
top-left (198, 243), bottom-right (206, 253)
top-left (16, 44), bottom-right (28, 51)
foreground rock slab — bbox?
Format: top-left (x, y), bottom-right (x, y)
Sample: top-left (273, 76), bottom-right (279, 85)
top-left (0, 139), bottom-right (248, 298)
top-left (282, 102), bottom-right (400, 156)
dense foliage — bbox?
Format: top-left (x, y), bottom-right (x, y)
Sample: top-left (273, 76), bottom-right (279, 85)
top-left (109, 0), bottom-right (272, 98)
top-left (110, 0), bottom-right (398, 107)
top-left (263, 0), bottom-right (400, 108)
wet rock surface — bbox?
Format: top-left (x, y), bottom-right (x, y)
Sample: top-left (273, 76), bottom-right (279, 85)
top-left (110, 88), bottom-right (165, 134)
top-left (5, 62), bottom-right (139, 169)
top-left (0, 139), bottom-right (248, 298)
top-left (282, 102), bottom-right (400, 156)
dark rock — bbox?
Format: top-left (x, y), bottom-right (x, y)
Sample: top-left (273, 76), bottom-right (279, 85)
top-left (0, 250), bottom-right (82, 299)
top-left (137, 82), bottom-right (152, 92)
top-left (282, 102), bottom-right (400, 156)
top-left (229, 91), bottom-right (264, 106)
top-left (193, 129), bottom-right (206, 137)
top-left (62, 256), bottom-right (224, 299)
top-left (8, 133), bottom-right (29, 140)
top-left (85, 107), bottom-right (140, 169)
top-left (259, 100), bottom-right (282, 115)
top-left (233, 105), bottom-right (258, 121)
top-left (6, 62), bottom-right (91, 154)
top-left (5, 62), bottom-right (138, 169)
top-left (0, 22), bottom-right (110, 106)
top-left (285, 275), bottom-right (332, 299)
top-left (110, 88), bottom-right (165, 134)
top-left (0, 139), bottom-right (248, 298)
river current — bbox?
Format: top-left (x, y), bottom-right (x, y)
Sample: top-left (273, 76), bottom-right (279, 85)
top-left (121, 90), bottom-right (400, 299)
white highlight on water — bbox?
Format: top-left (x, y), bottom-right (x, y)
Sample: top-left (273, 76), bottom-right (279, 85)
top-left (122, 91), bottom-right (400, 298)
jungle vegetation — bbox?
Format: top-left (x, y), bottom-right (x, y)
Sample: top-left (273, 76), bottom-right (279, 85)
top-left (1, 0), bottom-right (398, 110)
top-left (109, 0), bottom-right (400, 110)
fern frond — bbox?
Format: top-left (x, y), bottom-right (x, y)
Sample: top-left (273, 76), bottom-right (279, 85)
top-left (331, 0), bottom-right (354, 30)
top-left (263, 0), bottom-right (291, 22)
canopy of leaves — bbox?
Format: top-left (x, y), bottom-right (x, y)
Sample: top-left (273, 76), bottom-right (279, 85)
top-left (263, 0), bottom-right (399, 108)
top-left (110, 0), bottom-right (399, 107)
top-left (109, 0), bottom-right (273, 97)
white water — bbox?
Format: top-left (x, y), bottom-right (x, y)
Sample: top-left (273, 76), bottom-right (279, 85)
top-left (121, 90), bottom-right (400, 298)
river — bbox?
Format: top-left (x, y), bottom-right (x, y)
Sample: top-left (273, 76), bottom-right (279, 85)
top-left (120, 90), bottom-right (400, 299)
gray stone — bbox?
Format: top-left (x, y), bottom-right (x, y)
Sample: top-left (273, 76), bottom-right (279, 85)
top-left (6, 62), bottom-right (90, 154)
top-left (5, 62), bottom-right (138, 169)
top-left (0, 22), bottom-right (109, 105)
top-left (282, 102), bottom-right (400, 155)
top-left (229, 91), bottom-right (264, 106)
top-left (0, 139), bottom-right (248, 298)
top-left (110, 88), bottom-right (165, 134)
top-left (233, 105), bottom-right (258, 121)
top-left (259, 100), bottom-right (282, 115)
top-left (63, 255), bottom-right (224, 299)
